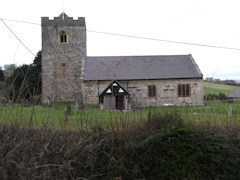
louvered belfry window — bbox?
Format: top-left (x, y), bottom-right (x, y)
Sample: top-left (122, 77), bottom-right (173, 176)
top-left (59, 31), bottom-right (68, 43)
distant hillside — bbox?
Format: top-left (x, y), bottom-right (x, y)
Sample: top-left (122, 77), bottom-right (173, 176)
top-left (204, 82), bottom-right (236, 95)
top-left (3, 70), bottom-right (13, 78)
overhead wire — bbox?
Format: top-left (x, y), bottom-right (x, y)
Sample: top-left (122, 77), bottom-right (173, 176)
top-left (87, 30), bottom-right (240, 51)
top-left (0, 18), bottom-right (36, 57)
top-left (1, 18), bottom-right (240, 52)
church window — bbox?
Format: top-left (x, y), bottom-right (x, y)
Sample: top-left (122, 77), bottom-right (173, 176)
top-left (178, 84), bottom-right (191, 97)
top-left (148, 85), bottom-right (156, 97)
top-left (59, 62), bottom-right (69, 68)
top-left (59, 30), bottom-right (68, 43)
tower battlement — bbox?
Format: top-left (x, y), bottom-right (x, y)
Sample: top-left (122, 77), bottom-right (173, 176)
top-left (41, 13), bottom-right (85, 27)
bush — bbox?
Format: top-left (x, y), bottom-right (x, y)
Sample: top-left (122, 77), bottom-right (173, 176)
top-left (0, 112), bottom-right (240, 179)
top-left (124, 128), bottom-right (240, 179)
top-left (204, 93), bottom-right (227, 101)
top-left (219, 92), bottom-right (226, 100)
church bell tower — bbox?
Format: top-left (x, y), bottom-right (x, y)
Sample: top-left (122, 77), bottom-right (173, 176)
top-left (41, 13), bottom-right (86, 103)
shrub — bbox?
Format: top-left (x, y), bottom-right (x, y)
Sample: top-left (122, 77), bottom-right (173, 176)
top-left (0, 112), bottom-right (240, 179)
top-left (123, 128), bottom-right (240, 179)
top-left (204, 93), bottom-right (227, 101)
top-left (219, 92), bottom-right (226, 100)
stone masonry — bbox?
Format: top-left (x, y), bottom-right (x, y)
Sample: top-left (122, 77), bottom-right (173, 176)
top-left (41, 13), bottom-right (86, 103)
top-left (82, 79), bottom-right (204, 108)
top-left (41, 13), bottom-right (204, 108)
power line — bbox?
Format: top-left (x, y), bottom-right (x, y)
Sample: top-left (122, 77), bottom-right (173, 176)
top-left (1, 18), bottom-right (40, 26)
top-left (87, 30), bottom-right (240, 51)
top-left (0, 18), bottom-right (36, 57)
top-left (1, 18), bottom-right (240, 51)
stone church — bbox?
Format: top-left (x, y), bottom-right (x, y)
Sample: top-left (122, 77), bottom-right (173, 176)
top-left (41, 13), bottom-right (204, 110)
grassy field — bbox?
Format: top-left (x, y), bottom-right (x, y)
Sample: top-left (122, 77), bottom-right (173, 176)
top-left (1, 106), bottom-right (240, 179)
top-left (3, 69), bottom-right (13, 77)
top-left (203, 82), bottom-right (236, 95)
top-left (1, 100), bottom-right (240, 131)
top-left (0, 102), bottom-right (149, 130)
top-left (1, 82), bottom-right (240, 179)
top-left (0, 82), bottom-right (238, 130)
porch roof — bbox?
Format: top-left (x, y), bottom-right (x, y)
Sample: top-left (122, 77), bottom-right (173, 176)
top-left (99, 80), bottom-right (130, 104)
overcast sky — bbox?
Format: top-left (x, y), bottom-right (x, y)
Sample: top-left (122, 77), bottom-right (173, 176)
top-left (1, 0), bottom-right (240, 80)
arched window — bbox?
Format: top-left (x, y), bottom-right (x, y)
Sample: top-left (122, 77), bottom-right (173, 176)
top-left (59, 30), bottom-right (68, 43)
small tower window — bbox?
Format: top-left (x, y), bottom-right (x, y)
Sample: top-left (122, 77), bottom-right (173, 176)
top-left (59, 62), bottom-right (69, 69)
top-left (59, 30), bottom-right (68, 43)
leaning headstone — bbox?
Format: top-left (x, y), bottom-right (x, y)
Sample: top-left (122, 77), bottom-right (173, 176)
top-left (8, 100), bottom-right (12, 108)
top-left (21, 98), bottom-right (25, 107)
top-left (64, 109), bottom-right (68, 121)
top-left (65, 105), bottom-right (71, 115)
top-left (228, 104), bottom-right (233, 118)
top-left (64, 105), bottom-right (71, 121)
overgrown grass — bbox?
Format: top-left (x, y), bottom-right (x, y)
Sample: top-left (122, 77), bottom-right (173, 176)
top-left (1, 98), bottom-right (240, 178)
top-left (0, 111), bottom-right (240, 179)
top-left (1, 100), bottom-right (240, 131)
top-left (0, 102), bottom-right (149, 131)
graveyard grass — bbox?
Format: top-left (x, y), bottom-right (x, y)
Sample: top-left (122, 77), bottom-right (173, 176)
top-left (1, 100), bottom-right (240, 131)
top-left (1, 83), bottom-right (240, 179)
top-left (0, 82), bottom-right (238, 130)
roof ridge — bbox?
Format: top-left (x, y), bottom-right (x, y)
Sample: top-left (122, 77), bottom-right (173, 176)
top-left (86, 54), bottom-right (189, 58)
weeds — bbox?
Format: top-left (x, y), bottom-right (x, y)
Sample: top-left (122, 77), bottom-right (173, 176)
top-left (1, 101), bottom-right (240, 178)
top-left (0, 106), bottom-right (240, 179)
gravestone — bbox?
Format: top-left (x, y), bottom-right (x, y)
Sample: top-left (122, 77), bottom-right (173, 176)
top-left (64, 105), bottom-right (71, 121)
top-left (64, 110), bottom-right (68, 121)
top-left (8, 100), bottom-right (12, 108)
top-left (47, 97), bottom-right (50, 107)
top-left (65, 105), bottom-right (71, 115)
top-left (228, 104), bottom-right (233, 118)
top-left (75, 101), bottom-right (78, 113)
top-left (21, 98), bottom-right (25, 107)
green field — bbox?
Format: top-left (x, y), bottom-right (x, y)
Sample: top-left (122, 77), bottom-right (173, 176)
top-left (0, 82), bottom-right (238, 130)
top-left (203, 82), bottom-right (236, 95)
top-left (1, 82), bottom-right (240, 179)
top-left (1, 104), bottom-right (240, 179)
top-left (3, 69), bottom-right (13, 77)
top-left (1, 100), bottom-right (240, 131)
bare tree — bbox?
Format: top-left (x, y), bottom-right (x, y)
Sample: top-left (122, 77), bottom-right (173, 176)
top-left (4, 64), bottom-right (17, 71)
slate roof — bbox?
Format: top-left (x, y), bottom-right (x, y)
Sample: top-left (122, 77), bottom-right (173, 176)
top-left (83, 55), bottom-right (202, 81)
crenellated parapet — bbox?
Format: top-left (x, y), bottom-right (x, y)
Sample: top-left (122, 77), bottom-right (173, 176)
top-left (41, 12), bottom-right (85, 27)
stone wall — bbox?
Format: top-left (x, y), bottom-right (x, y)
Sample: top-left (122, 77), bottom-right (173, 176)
top-left (41, 15), bottom-right (86, 103)
top-left (82, 79), bottom-right (204, 108)
top-left (41, 14), bottom-right (204, 108)
top-left (126, 79), bottom-right (204, 108)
